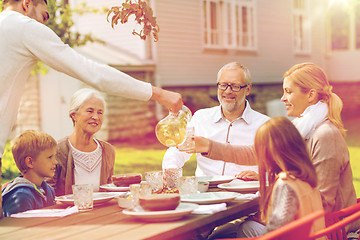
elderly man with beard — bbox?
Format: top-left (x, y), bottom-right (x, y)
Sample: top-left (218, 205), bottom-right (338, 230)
top-left (162, 62), bottom-right (269, 178)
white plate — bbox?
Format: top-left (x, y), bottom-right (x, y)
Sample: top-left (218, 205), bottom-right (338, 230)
top-left (196, 176), bottom-right (235, 186)
top-left (217, 181), bottom-right (260, 192)
top-left (122, 203), bottom-right (198, 222)
top-left (99, 183), bottom-right (130, 192)
top-left (56, 192), bottom-right (124, 206)
top-left (180, 192), bottom-right (240, 204)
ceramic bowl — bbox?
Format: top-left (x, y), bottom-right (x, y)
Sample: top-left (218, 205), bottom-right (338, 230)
top-left (197, 181), bottom-right (209, 193)
top-left (117, 196), bottom-right (134, 209)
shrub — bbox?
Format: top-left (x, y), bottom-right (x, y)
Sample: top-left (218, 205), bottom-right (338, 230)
top-left (1, 142), bottom-right (20, 183)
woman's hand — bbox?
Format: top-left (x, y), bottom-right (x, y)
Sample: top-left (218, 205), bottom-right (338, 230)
top-left (235, 170), bottom-right (259, 181)
top-left (178, 136), bottom-right (210, 154)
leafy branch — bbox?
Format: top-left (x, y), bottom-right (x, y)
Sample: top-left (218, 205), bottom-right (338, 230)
top-left (107, 0), bottom-right (159, 42)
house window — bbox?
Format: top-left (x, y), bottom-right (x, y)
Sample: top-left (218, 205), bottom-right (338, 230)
top-left (329, 0), bottom-right (360, 51)
top-left (292, 0), bottom-right (311, 54)
top-left (202, 0), bottom-right (257, 51)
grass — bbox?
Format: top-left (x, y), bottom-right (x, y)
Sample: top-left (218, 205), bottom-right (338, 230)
top-left (349, 147), bottom-right (360, 197)
top-left (113, 146), bottom-right (197, 176)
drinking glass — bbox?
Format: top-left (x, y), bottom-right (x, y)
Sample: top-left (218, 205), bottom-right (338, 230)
top-left (130, 184), bottom-right (141, 207)
top-left (163, 167), bottom-right (182, 190)
top-left (72, 184), bottom-right (93, 211)
top-left (145, 171), bottom-right (164, 192)
top-left (179, 176), bottom-right (198, 195)
top-left (177, 127), bottom-right (195, 152)
top-left (130, 182), bottom-right (152, 208)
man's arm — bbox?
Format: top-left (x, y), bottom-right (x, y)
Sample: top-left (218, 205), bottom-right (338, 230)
top-left (22, 18), bottom-right (183, 111)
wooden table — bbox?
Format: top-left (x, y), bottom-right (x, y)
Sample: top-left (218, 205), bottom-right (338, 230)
top-left (0, 196), bottom-right (259, 240)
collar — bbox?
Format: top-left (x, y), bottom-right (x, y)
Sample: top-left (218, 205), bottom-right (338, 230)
top-left (213, 100), bottom-right (252, 124)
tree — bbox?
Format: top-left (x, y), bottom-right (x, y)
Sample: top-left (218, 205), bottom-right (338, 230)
top-left (107, 0), bottom-right (159, 42)
top-left (46, 0), bottom-right (106, 47)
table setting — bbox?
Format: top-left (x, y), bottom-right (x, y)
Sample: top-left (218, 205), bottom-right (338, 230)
top-left (111, 168), bottom-right (260, 222)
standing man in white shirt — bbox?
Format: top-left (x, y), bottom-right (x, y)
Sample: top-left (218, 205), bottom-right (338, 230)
top-left (162, 62), bottom-right (269, 177)
top-left (0, 0), bottom-right (182, 218)
top-left (0, 0), bottom-right (183, 159)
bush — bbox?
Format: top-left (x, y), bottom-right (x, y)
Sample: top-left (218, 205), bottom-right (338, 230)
top-left (1, 142), bottom-right (20, 183)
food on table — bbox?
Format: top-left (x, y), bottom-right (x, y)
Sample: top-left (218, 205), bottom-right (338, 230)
top-left (152, 188), bottom-right (179, 194)
top-left (139, 194), bottom-right (180, 211)
top-left (111, 173), bottom-right (142, 187)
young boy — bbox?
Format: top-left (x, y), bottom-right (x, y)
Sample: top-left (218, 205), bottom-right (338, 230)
top-left (2, 130), bottom-right (58, 217)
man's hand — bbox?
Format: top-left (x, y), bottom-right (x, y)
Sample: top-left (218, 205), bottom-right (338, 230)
top-left (150, 86), bottom-right (183, 113)
top-left (235, 170), bottom-right (259, 181)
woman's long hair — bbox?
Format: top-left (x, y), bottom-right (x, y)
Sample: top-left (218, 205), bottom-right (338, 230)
top-left (255, 116), bottom-right (317, 222)
top-left (284, 62), bottom-right (346, 136)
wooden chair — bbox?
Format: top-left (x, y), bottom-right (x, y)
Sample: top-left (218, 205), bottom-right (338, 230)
top-left (308, 210), bottom-right (360, 240)
top-left (308, 201), bottom-right (360, 240)
top-left (217, 210), bottom-right (325, 240)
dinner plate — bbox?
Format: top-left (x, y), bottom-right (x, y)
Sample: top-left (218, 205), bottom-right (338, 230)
top-left (56, 192), bottom-right (124, 206)
top-left (99, 183), bottom-right (130, 192)
top-left (122, 203), bottom-right (198, 222)
top-left (196, 176), bottom-right (235, 186)
top-left (217, 181), bottom-right (260, 193)
top-left (180, 192), bottom-right (240, 204)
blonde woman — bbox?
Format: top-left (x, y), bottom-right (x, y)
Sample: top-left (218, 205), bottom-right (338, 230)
top-left (188, 63), bottom-right (358, 231)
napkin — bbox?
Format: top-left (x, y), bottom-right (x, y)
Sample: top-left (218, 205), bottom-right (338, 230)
top-left (10, 206), bottom-right (79, 218)
top-left (192, 203), bottom-right (227, 215)
top-left (235, 191), bottom-right (260, 201)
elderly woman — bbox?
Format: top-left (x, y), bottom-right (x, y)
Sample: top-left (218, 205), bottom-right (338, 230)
top-left (48, 88), bottom-right (115, 196)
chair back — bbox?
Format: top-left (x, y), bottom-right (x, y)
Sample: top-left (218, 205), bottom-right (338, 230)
top-left (218, 210), bottom-right (325, 240)
top-left (323, 201), bottom-right (360, 240)
top-left (308, 209), bottom-right (360, 240)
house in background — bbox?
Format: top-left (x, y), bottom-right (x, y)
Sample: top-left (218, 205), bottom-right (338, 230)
top-left (13, 0), bottom-right (360, 143)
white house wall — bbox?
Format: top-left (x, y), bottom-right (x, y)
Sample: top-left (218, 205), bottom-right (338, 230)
top-left (327, 51), bottom-right (360, 82)
top-left (153, 0), bottom-right (328, 86)
top-left (70, 0), bottom-right (147, 61)
top-left (39, 69), bottom-right (82, 141)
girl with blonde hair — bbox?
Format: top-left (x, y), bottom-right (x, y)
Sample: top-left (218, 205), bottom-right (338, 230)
top-left (234, 116), bottom-right (325, 237)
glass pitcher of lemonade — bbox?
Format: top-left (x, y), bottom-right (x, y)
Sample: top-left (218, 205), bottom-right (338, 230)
top-left (155, 106), bottom-right (192, 147)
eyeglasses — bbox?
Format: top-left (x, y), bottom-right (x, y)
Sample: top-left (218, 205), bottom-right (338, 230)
top-left (217, 83), bottom-right (248, 92)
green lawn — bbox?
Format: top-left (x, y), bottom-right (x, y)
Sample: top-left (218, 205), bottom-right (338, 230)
top-left (113, 147), bottom-right (197, 176)
top-left (349, 146), bottom-right (360, 197)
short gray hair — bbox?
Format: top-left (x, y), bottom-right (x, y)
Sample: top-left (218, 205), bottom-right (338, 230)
top-left (69, 88), bottom-right (106, 125)
top-left (217, 62), bottom-right (252, 85)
